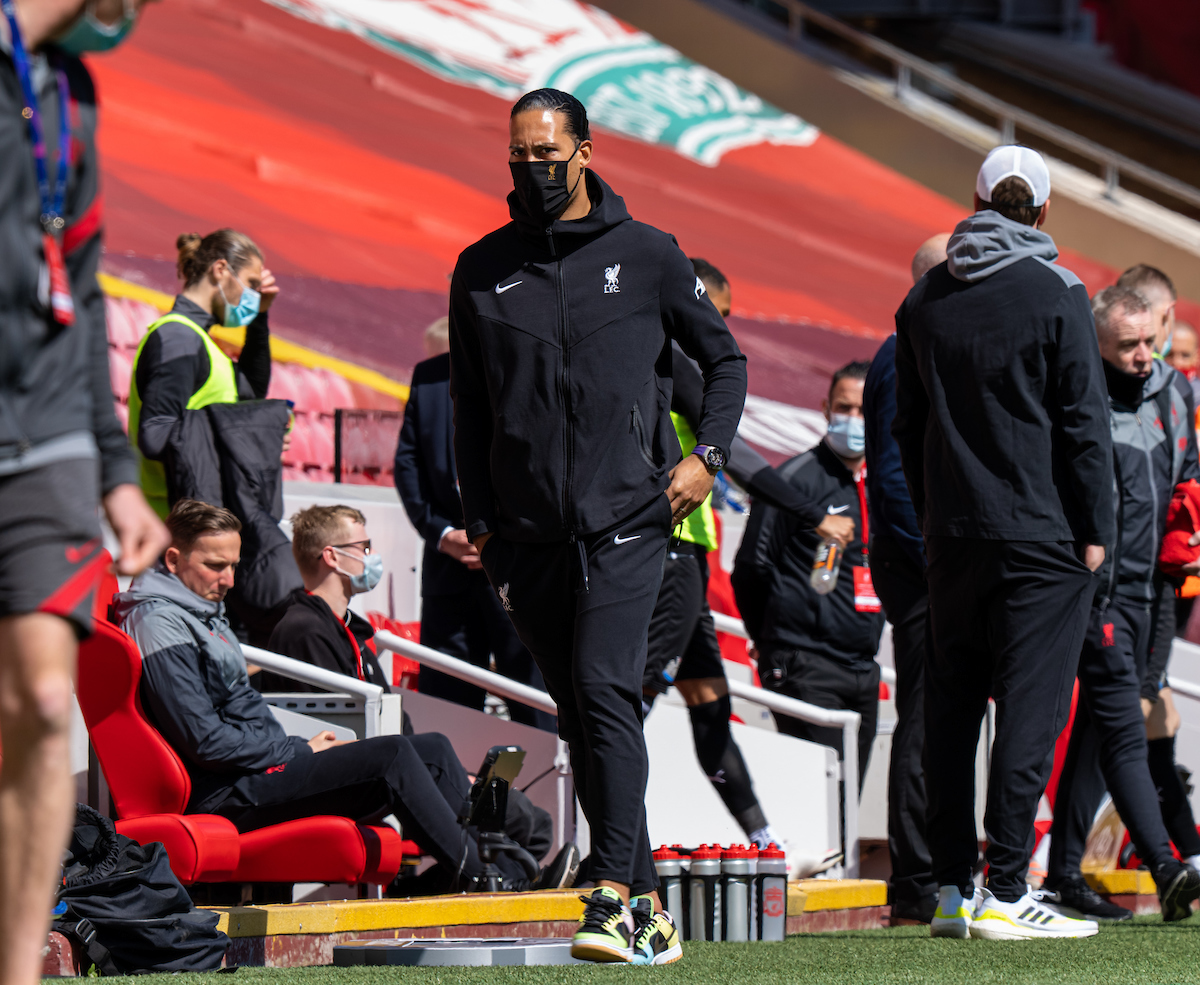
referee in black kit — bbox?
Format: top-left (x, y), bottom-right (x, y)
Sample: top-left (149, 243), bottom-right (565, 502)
top-left (450, 89), bottom-right (745, 965)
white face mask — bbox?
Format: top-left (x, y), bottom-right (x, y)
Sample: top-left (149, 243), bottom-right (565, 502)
top-left (825, 413), bottom-right (865, 458)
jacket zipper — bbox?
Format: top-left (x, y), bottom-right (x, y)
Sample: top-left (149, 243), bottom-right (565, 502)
top-left (549, 228), bottom-right (573, 537)
top-left (1137, 412), bottom-right (1158, 602)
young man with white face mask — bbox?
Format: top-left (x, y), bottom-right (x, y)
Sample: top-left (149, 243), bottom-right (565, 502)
top-left (259, 505), bottom-right (390, 691)
top-left (732, 360), bottom-right (885, 792)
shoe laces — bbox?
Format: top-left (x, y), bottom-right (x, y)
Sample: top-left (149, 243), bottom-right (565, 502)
top-left (579, 891), bottom-right (627, 934)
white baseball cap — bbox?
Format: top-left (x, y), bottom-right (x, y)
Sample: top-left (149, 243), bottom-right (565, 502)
top-left (976, 145), bottom-right (1051, 207)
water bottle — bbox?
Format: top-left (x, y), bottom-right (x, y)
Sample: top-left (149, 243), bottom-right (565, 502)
top-left (721, 845), bottom-right (755, 942)
top-left (688, 844), bottom-right (723, 941)
top-left (810, 537), bottom-right (842, 594)
top-left (653, 845), bottom-right (685, 926)
top-left (757, 843), bottom-right (788, 941)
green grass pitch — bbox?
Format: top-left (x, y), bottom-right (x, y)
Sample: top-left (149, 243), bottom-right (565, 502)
top-left (124, 918), bottom-right (1200, 985)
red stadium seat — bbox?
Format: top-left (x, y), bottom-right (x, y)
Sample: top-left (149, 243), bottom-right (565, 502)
top-left (267, 361), bottom-right (302, 406)
top-left (104, 296), bottom-right (145, 350)
top-left (113, 400), bottom-right (129, 434)
top-left (75, 619), bottom-right (405, 886)
top-left (108, 347), bottom-right (133, 402)
top-left (319, 367), bottom-right (355, 413)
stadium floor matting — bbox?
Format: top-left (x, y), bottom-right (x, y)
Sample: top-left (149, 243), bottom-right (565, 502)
top-left (196, 879), bottom-right (888, 968)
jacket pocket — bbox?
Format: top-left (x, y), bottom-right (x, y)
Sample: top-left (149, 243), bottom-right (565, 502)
top-left (630, 403), bottom-right (657, 469)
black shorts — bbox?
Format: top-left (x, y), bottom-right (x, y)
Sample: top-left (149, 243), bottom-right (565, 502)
top-left (643, 540), bottom-right (725, 693)
top-left (0, 458), bottom-right (104, 637)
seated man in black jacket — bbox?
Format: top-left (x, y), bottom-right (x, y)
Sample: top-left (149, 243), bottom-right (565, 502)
top-left (119, 500), bottom-right (573, 893)
top-left (732, 361), bottom-right (884, 791)
top-left (260, 504), bottom-right (391, 693)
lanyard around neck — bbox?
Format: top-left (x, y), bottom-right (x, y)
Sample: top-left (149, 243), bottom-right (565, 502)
top-left (2, 0), bottom-right (71, 234)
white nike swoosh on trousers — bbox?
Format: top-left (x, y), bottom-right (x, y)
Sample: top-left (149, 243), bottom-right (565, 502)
top-left (827, 504), bottom-right (850, 514)
top-left (495, 281), bottom-right (523, 294)
top-left (614, 534), bottom-right (642, 545)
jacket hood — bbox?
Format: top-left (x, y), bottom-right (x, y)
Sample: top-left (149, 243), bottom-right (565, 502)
top-left (508, 170), bottom-right (632, 247)
top-left (946, 211), bottom-right (1059, 284)
top-left (114, 565), bottom-right (225, 625)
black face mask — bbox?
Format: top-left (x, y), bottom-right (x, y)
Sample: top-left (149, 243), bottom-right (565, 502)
top-left (1103, 357), bottom-right (1148, 408)
top-left (509, 143), bottom-right (582, 226)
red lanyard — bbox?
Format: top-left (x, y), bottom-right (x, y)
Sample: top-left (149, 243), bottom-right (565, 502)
top-left (854, 468), bottom-right (870, 562)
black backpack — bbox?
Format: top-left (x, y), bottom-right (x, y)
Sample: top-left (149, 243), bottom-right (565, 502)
top-left (53, 805), bottom-right (229, 975)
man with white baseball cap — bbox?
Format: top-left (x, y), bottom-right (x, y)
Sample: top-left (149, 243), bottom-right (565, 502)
top-left (893, 145), bottom-right (1116, 940)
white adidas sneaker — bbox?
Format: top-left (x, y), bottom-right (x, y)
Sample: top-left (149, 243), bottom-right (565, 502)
top-left (969, 888), bottom-right (1099, 940)
top-left (930, 885), bottom-right (979, 939)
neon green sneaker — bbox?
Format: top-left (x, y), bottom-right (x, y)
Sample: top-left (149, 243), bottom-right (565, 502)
top-left (571, 887), bottom-right (634, 963)
top-left (930, 885), bottom-right (978, 938)
top-left (630, 896), bottom-right (683, 966)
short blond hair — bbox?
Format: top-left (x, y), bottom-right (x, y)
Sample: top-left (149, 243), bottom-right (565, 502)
top-left (290, 504), bottom-right (366, 573)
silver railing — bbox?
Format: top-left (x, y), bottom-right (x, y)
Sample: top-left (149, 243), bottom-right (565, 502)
top-left (769, 0), bottom-right (1200, 211)
top-left (375, 628), bottom-right (862, 877)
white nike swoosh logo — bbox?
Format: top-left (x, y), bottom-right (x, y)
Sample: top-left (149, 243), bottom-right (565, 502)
top-left (614, 534), bottom-right (641, 545)
top-left (495, 281), bottom-right (523, 294)
top-left (827, 505), bottom-right (850, 514)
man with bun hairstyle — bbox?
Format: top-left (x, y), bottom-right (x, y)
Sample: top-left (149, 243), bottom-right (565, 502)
top-left (129, 229), bottom-right (280, 519)
top-left (894, 146), bottom-right (1115, 940)
top-left (451, 88), bottom-right (746, 964)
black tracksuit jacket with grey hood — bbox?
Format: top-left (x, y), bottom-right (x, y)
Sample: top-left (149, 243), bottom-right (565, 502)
top-left (450, 171), bottom-right (747, 543)
top-left (893, 211), bottom-right (1115, 547)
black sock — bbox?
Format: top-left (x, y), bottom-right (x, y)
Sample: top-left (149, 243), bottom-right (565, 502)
top-left (1148, 736), bottom-right (1200, 857)
top-left (689, 696), bottom-right (765, 835)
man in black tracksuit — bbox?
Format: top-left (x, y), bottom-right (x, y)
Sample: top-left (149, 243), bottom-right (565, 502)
top-left (1045, 286), bottom-right (1200, 921)
top-left (450, 90), bottom-right (745, 960)
top-left (893, 149), bottom-right (1115, 932)
top-left (732, 362), bottom-right (885, 791)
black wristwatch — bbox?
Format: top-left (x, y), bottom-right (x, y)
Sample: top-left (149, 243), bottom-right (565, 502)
top-left (692, 444), bottom-right (727, 475)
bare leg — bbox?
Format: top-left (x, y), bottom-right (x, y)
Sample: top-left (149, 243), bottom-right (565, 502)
top-left (0, 614), bottom-right (77, 985)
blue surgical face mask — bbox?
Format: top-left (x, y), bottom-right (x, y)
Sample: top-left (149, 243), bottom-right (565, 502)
top-left (334, 548), bottom-right (383, 595)
top-left (57, 3), bottom-right (138, 54)
top-left (825, 413), bottom-right (865, 458)
top-left (221, 273), bottom-right (261, 328)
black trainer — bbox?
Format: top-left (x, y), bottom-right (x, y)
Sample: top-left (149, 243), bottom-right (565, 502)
top-left (1041, 876), bottom-right (1132, 923)
top-left (533, 843), bottom-right (582, 891)
top-left (890, 892), bottom-right (938, 925)
top-left (1157, 861), bottom-right (1200, 922)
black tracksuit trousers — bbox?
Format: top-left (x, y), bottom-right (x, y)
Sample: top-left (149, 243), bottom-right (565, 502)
top-left (212, 732), bottom-right (548, 883)
top-left (479, 494), bottom-right (673, 896)
top-left (870, 535), bottom-right (936, 906)
top-left (925, 538), bottom-right (1093, 901)
top-left (419, 581), bottom-right (556, 732)
top-left (1048, 598), bottom-right (1176, 881)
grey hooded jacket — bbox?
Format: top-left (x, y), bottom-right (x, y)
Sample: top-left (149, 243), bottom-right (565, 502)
top-left (1, 36), bottom-right (135, 491)
top-left (893, 210), bottom-right (1115, 545)
top-left (1099, 358), bottom-right (1200, 603)
top-left (115, 567), bottom-right (309, 812)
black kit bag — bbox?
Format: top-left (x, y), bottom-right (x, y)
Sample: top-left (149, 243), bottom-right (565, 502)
top-left (52, 805), bottom-right (229, 975)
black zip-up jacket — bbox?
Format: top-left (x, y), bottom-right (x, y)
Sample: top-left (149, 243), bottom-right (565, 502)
top-left (1, 42), bottom-right (135, 492)
top-left (731, 441), bottom-right (885, 667)
top-left (893, 212), bottom-right (1115, 545)
top-left (450, 171), bottom-right (747, 542)
top-left (259, 588), bottom-right (390, 693)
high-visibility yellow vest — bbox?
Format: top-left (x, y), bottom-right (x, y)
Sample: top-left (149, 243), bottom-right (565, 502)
top-left (671, 411), bottom-right (718, 552)
top-left (128, 312), bottom-right (239, 518)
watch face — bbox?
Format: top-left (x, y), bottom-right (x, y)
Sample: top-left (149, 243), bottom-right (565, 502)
top-left (705, 446), bottom-right (725, 471)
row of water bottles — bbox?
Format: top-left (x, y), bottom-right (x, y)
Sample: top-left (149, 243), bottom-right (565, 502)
top-left (653, 843), bottom-right (788, 942)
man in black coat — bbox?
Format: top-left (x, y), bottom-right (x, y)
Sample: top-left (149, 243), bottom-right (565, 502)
top-left (732, 361), bottom-right (884, 791)
top-left (394, 319), bottom-right (553, 731)
top-left (450, 89), bottom-right (746, 963)
top-left (893, 146), bottom-right (1114, 940)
